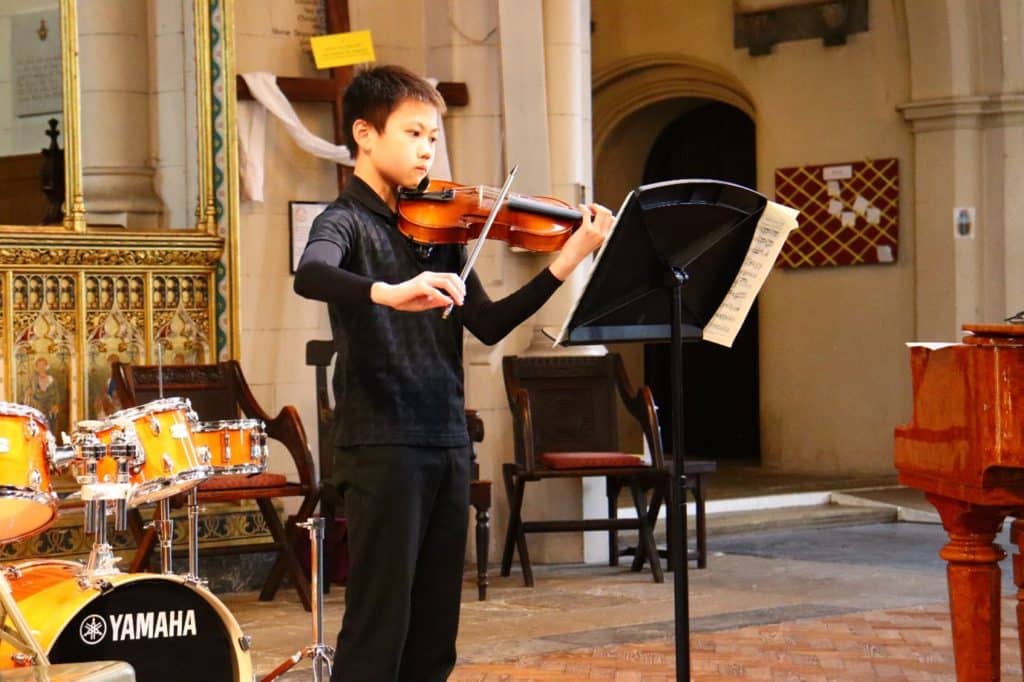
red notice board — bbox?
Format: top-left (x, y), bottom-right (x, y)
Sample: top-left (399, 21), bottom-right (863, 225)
top-left (774, 158), bottom-right (899, 269)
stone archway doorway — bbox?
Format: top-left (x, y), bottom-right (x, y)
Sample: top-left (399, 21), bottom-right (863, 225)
top-left (642, 100), bottom-right (760, 462)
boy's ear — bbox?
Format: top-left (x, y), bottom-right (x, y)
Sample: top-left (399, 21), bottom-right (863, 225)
top-left (351, 118), bottom-right (375, 152)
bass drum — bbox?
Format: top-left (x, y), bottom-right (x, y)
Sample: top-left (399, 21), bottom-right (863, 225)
top-left (0, 561), bottom-right (253, 682)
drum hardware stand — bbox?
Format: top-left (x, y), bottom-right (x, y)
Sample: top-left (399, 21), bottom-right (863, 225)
top-left (74, 426), bottom-right (133, 579)
top-left (261, 516), bottom-right (333, 682)
top-left (183, 487), bottom-right (207, 586)
top-left (0, 572), bottom-right (48, 667)
top-left (149, 497), bottom-right (176, 576)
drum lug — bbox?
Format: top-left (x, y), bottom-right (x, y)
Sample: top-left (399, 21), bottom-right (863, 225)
top-left (10, 652), bottom-right (33, 667)
top-left (28, 468), bottom-right (42, 490)
top-left (239, 634), bottom-right (253, 651)
top-left (23, 419), bottom-right (38, 440)
top-left (162, 453), bottom-right (174, 474)
top-left (223, 431), bottom-right (232, 464)
top-left (148, 415), bottom-right (161, 436)
top-left (198, 445), bottom-right (212, 465)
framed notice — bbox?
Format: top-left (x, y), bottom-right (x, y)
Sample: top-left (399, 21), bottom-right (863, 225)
top-left (289, 201), bottom-right (329, 273)
top-left (12, 9), bottom-right (63, 117)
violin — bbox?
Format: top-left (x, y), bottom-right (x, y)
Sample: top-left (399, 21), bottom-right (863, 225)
top-left (397, 178), bottom-right (583, 252)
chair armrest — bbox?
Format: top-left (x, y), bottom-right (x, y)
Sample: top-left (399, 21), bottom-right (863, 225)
top-left (227, 361), bottom-right (317, 491)
top-left (261, 405), bottom-right (318, 491)
top-left (620, 384), bottom-right (666, 470)
top-left (509, 387), bottom-right (536, 472)
top-left (465, 409), bottom-right (484, 443)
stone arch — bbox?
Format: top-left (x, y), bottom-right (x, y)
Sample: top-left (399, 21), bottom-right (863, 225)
top-left (592, 54), bottom-right (756, 156)
top-left (592, 55), bottom-right (757, 210)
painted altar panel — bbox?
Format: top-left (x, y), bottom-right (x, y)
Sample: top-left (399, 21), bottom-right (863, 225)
top-left (0, 276), bottom-right (5, 399)
top-left (84, 273), bottom-right (146, 419)
top-left (0, 233), bottom-right (222, 430)
top-left (153, 273), bottom-right (213, 366)
top-left (11, 273), bottom-right (78, 436)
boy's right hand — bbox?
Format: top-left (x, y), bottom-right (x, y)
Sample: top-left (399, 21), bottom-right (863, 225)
top-left (370, 271), bottom-right (466, 312)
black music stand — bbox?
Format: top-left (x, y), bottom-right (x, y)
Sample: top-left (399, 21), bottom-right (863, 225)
top-left (555, 178), bottom-right (769, 682)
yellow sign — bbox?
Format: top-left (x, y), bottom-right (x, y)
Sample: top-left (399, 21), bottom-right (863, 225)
top-left (310, 30), bottom-right (376, 69)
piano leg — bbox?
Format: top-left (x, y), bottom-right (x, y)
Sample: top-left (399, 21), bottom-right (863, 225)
top-left (926, 493), bottom-right (1007, 682)
top-left (1010, 515), bottom-right (1024, 667)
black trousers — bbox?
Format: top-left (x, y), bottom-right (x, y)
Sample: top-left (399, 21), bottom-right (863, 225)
top-left (330, 444), bottom-right (471, 682)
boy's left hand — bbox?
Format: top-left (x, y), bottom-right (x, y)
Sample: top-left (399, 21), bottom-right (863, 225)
top-left (548, 203), bottom-right (615, 281)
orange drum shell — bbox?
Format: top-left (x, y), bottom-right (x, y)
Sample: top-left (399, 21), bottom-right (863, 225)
top-left (0, 405), bottom-right (58, 542)
top-left (93, 402), bottom-right (211, 505)
top-left (192, 420), bottom-right (267, 475)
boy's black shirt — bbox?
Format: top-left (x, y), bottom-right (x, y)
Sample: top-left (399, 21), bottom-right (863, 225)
top-left (298, 175), bottom-right (562, 448)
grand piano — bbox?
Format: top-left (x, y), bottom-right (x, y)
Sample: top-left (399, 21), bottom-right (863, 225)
top-left (894, 323), bottom-right (1024, 680)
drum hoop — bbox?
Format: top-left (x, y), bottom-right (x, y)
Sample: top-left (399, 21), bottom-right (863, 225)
top-left (109, 397), bottom-right (192, 422)
top-left (7, 566), bottom-right (253, 679)
top-left (0, 486), bottom-right (58, 505)
top-left (0, 402), bottom-right (50, 428)
top-left (193, 419), bottom-right (264, 433)
top-left (0, 488), bottom-right (58, 542)
top-left (129, 466), bottom-right (213, 506)
top-left (210, 464), bottom-right (263, 476)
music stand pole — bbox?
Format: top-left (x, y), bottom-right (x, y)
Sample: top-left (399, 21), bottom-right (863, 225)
top-left (668, 269), bottom-right (691, 682)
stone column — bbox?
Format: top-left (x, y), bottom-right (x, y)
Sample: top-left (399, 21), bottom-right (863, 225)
top-left (522, 0), bottom-right (595, 356)
top-left (78, 0), bottom-right (163, 227)
top-left (900, 1), bottom-right (1024, 338)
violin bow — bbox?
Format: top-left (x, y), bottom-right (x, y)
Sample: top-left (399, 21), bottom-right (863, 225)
top-left (442, 164), bottom-right (519, 319)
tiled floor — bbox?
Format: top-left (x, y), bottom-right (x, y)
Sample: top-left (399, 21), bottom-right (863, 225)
top-left (450, 599), bottom-right (1023, 680)
top-left (223, 506), bottom-right (1024, 680)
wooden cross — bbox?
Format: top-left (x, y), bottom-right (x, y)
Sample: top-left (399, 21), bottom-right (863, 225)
top-left (236, 0), bottom-right (468, 192)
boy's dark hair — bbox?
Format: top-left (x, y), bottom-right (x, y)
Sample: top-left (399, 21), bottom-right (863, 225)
top-left (342, 65), bottom-right (446, 156)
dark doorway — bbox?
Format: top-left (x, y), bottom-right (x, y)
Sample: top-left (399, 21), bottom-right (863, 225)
top-left (642, 100), bottom-right (759, 462)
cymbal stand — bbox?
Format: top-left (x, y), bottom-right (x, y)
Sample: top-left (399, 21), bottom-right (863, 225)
top-left (261, 516), bottom-right (333, 681)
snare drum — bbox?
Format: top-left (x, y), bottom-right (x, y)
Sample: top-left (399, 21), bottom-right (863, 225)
top-left (191, 419), bottom-right (268, 476)
top-left (0, 403), bottom-right (58, 542)
top-left (92, 398), bottom-right (212, 505)
top-left (0, 560), bottom-right (253, 681)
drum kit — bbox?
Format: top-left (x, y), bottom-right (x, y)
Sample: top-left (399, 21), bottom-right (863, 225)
top-left (0, 369), bottom-right (333, 681)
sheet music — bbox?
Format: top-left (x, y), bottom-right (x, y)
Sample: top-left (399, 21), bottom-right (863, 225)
top-left (703, 201), bottom-right (800, 348)
top-left (552, 191), bottom-right (635, 347)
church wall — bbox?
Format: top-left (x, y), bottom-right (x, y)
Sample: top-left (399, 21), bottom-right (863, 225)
top-left (591, 0), bottom-right (916, 474)
top-left (231, 0), bottom-right (595, 561)
top-left (232, 1), bottom-right (336, 486)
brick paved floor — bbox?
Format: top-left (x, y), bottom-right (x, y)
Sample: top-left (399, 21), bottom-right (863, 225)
top-left (450, 599), bottom-right (1023, 681)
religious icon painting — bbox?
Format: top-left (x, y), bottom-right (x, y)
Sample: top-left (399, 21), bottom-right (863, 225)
top-left (11, 274), bottom-right (77, 434)
top-left (13, 321), bottom-right (75, 437)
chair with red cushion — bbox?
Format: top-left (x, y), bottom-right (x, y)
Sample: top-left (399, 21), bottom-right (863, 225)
top-left (500, 353), bottom-right (666, 586)
top-left (111, 360), bottom-right (317, 611)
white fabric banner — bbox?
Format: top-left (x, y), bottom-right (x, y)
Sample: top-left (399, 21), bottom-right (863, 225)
top-left (237, 72), bottom-right (452, 202)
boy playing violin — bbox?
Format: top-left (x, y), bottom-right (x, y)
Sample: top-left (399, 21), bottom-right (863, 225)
top-left (293, 64), bottom-right (613, 682)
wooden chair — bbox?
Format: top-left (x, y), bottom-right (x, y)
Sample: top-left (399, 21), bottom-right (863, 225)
top-left (501, 353), bottom-right (666, 585)
top-left (305, 340), bottom-right (493, 600)
top-left (111, 360), bottom-right (317, 610)
top-left (610, 457), bottom-right (717, 570)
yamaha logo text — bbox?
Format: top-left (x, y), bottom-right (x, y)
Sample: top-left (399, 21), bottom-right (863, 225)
top-left (80, 609), bottom-right (198, 645)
